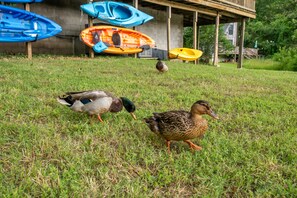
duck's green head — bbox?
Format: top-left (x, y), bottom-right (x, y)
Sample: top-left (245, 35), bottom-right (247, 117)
top-left (120, 97), bottom-right (137, 120)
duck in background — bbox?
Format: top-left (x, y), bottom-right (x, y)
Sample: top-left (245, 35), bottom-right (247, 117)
top-left (144, 100), bottom-right (218, 153)
top-left (57, 90), bottom-right (136, 122)
top-left (156, 58), bottom-right (168, 73)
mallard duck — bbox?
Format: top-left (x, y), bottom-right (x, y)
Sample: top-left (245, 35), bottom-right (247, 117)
top-left (144, 100), bottom-right (218, 152)
top-left (57, 90), bottom-right (136, 122)
top-left (156, 58), bottom-right (168, 72)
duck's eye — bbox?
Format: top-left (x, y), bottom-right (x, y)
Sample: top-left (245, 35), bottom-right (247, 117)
top-left (200, 103), bottom-right (210, 110)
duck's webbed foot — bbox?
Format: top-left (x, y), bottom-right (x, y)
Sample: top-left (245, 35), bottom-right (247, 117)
top-left (166, 140), bottom-right (171, 153)
top-left (97, 114), bottom-right (104, 122)
top-left (184, 140), bottom-right (202, 151)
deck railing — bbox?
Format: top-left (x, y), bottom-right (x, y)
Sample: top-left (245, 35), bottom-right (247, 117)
top-left (217, 0), bottom-right (256, 11)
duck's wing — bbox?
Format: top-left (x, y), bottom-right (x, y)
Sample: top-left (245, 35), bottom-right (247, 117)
top-left (66, 90), bottom-right (111, 101)
top-left (156, 61), bottom-right (163, 70)
top-left (109, 97), bottom-right (123, 113)
top-left (153, 110), bottom-right (193, 133)
top-left (81, 96), bottom-right (113, 115)
top-left (153, 110), bottom-right (189, 120)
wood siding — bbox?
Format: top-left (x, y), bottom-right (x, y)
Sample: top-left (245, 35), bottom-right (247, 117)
top-left (219, 0), bottom-right (256, 11)
top-left (222, 0), bottom-right (255, 10)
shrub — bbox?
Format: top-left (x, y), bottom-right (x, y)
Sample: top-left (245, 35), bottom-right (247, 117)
top-left (273, 47), bottom-right (297, 71)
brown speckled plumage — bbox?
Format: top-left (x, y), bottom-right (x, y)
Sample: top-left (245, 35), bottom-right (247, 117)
top-left (144, 100), bottom-right (218, 152)
top-left (156, 58), bottom-right (168, 72)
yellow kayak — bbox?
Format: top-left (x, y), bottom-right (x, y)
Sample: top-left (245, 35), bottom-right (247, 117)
top-left (169, 48), bottom-right (203, 61)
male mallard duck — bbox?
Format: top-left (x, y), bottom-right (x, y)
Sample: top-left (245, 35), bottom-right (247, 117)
top-left (144, 100), bottom-right (218, 152)
top-left (57, 90), bottom-right (136, 122)
top-left (156, 58), bottom-right (168, 72)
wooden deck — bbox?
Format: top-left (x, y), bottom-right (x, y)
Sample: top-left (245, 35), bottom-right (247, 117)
top-left (223, 0), bottom-right (255, 10)
top-left (136, 0), bottom-right (256, 26)
top-left (131, 0), bottom-right (256, 67)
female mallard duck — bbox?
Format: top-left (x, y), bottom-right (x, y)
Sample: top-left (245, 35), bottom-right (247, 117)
top-left (144, 100), bottom-right (218, 152)
top-left (156, 58), bottom-right (168, 72)
top-left (57, 90), bottom-right (136, 122)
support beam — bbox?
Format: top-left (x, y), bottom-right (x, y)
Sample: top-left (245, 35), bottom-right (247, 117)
top-left (167, 6), bottom-right (171, 59)
top-left (88, 16), bottom-right (94, 58)
top-left (133, 0), bottom-right (139, 30)
top-left (87, 0), bottom-right (94, 58)
top-left (238, 18), bottom-right (246, 69)
top-left (24, 3), bottom-right (32, 60)
top-left (213, 12), bottom-right (220, 66)
top-left (133, 0), bottom-right (138, 58)
top-left (197, 26), bottom-right (200, 64)
top-left (193, 11), bottom-right (198, 64)
top-left (133, 0), bottom-right (139, 14)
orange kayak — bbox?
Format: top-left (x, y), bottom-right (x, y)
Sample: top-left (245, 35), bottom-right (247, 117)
top-left (80, 26), bottom-right (155, 54)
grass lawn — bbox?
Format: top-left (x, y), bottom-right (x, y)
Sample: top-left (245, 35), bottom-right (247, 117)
top-left (0, 55), bottom-right (296, 197)
top-left (220, 58), bottom-right (283, 71)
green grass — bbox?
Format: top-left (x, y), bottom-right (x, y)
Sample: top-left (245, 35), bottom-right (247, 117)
top-left (1, 55), bottom-right (297, 197)
top-left (220, 58), bottom-right (283, 71)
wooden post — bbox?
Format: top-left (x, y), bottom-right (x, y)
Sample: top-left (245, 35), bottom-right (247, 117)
top-left (133, 0), bottom-right (138, 31)
top-left (193, 11), bottom-right (198, 64)
top-left (24, 3), bottom-right (32, 60)
top-left (88, 16), bottom-right (94, 58)
top-left (197, 26), bottom-right (200, 64)
top-left (133, 0), bottom-right (138, 58)
top-left (213, 12), bottom-right (220, 66)
top-left (238, 18), bottom-right (246, 69)
top-left (167, 6), bottom-right (171, 59)
top-left (234, 22), bottom-right (239, 62)
top-left (88, 0), bottom-right (94, 58)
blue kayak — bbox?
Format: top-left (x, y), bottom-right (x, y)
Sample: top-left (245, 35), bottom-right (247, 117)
top-left (0, 5), bottom-right (62, 42)
top-left (0, 0), bottom-right (43, 3)
top-left (80, 1), bottom-right (153, 28)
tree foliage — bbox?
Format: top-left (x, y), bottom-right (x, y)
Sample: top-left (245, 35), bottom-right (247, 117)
top-left (183, 0), bottom-right (297, 67)
top-left (183, 25), bottom-right (234, 63)
top-left (245, 0), bottom-right (297, 56)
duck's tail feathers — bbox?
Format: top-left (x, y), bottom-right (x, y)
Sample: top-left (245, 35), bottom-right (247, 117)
top-left (56, 97), bottom-right (72, 107)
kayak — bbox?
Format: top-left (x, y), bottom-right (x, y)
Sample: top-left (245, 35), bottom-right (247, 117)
top-left (80, 1), bottom-right (153, 28)
top-left (80, 25), bottom-right (155, 54)
top-left (0, 5), bottom-right (62, 42)
top-left (169, 48), bottom-right (203, 61)
top-left (0, 0), bottom-right (43, 3)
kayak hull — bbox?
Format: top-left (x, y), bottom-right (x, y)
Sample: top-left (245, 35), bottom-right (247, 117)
top-left (0, 0), bottom-right (43, 3)
top-left (80, 1), bottom-right (153, 28)
top-left (0, 5), bottom-right (62, 42)
top-left (80, 25), bottom-right (155, 54)
top-left (169, 48), bottom-right (203, 61)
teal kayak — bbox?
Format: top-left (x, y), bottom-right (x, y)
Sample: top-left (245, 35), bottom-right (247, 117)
top-left (80, 1), bottom-right (153, 28)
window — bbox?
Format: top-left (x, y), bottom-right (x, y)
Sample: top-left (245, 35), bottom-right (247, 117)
top-left (228, 24), bottom-right (234, 35)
